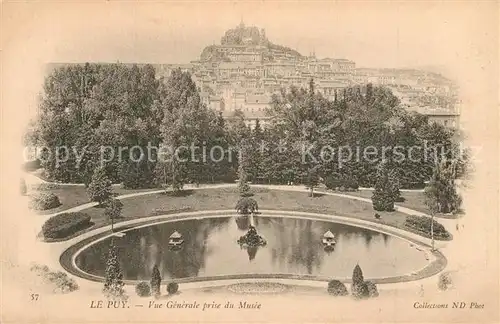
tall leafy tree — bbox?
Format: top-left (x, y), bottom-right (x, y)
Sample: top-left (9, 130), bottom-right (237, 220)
top-left (424, 160), bottom-right (461, 214)
top-left (247, 119), bottom-right (265, 182)
top-left (156, 69), bottom-right (224, 190)
top-left (104, 198), bottom-right (123, 221)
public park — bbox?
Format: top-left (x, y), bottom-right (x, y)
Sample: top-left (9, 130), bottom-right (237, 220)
top-left (15, 62), bottom-right (469, 305)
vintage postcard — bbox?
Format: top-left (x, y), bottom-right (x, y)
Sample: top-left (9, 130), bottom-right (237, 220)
top-left (1, 1), bottom-right (499, 323)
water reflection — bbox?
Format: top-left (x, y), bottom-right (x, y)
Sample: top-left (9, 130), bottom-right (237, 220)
top-left (235, 214), bottom-right (260, 230)
top-left (246, 245), bottom-right (259, 261)
top-left (235, 216), bottom-right (249, 231)
top-left (76, 216), bottom-right (428, 280)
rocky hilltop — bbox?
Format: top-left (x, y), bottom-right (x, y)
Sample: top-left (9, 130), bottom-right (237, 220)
top-left (221, 24), bottom-right (266, 46)
top-left (200, 22), bottom-right (303, 62)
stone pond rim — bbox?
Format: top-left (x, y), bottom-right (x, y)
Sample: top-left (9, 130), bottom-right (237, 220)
top-left (59, 210), bottom-right (448, 286)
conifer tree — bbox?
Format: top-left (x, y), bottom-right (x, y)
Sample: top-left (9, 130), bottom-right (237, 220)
top-left (103, 242), bottom-right (126, 300)
top-left (238, 169), bottom-right (253, 197)
top-left (104, 198), bottom-right (123, 221)
top-left (351, 264), bottom-right (368, 299)
top-left (352, 264), bottom-right (364, 287)
top-left (238, 144), bottom-right (253, 197)
top-left (388, 169), bottom-right (402, 202)
top-left (150, 264), bottom-right (162, 298)
top-left (87, 166), bottom-right (112, 206)
top-left (372, 160), bottom-right (397, 211)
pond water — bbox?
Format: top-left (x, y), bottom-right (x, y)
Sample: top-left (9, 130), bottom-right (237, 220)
top-left (75, 215), bottom-right (429, 281)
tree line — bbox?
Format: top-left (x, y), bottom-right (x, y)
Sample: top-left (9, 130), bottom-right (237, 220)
top-left (27, 63), bottom-right (468, 192)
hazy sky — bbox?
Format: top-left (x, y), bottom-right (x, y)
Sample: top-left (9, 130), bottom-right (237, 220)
top-left (3, 1), bottom-right (497, 70)
top-left (2, 1), bottom-right (498, 118)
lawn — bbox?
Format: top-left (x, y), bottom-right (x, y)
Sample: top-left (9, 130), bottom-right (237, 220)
top-left (81, 187), bottom-right (411, 233)
top-left (30, 184), bottom-right (158, 215)
top-left (324, 189), bottom-right (429, 214)
top-left (28, 182), bottom-right (430, 217)
top-left (38, 186), bottom-right (451, 242)
top-left (321, 189), bottom-right (460, 219)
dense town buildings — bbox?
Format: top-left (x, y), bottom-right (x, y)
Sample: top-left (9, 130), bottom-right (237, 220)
top-left (47, 22), bottom-right (460, 128)
top-left (155, 22), bottom-right (460, 128)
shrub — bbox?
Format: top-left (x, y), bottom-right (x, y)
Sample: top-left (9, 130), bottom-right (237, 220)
top-left (42, 212), bottom-right (92, 239)
top-left (20, 178), bottom-right (27, 196)
top-left (239, 180), bottom-right (253, 197)
top-left (29, 192), bottom-right (61, 210)
top-left (352, 282), bottom-right (369, 300)
top-left (374, 213), bottom-right (381, 219)
top-left (372, 189), bottom-right (394, 211)
top-left (167, 282), bottom-right (179, 295)
top-left (135, 282), bottom-right (151, 297)
top-left (235, 197), bottom-right (259, 215)
top-left (365, 281), bottom-right (379, 298)
top-left (238, 165), bottom-right (254, 197)
top-left (45, 271), bottom-right (79, 293)
top-left (438, 272), bottom-right (453, 291)
top-left (30, 263), bottom-right (79, 293)
top-left (327, 280), bottom-right (348, 296)
top-left (404, 215), bottom-right (451, 239)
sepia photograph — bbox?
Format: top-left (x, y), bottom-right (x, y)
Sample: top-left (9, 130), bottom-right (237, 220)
top-left (1, 1), bottom-right (499, 323)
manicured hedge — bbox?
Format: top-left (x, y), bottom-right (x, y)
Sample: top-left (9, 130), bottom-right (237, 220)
top-left (29, 192), bottom-right (61, 210)
top-left (135, 281), bottom-right (151, 297)
top-left (167, 282), bottom-right (179, 295)
top-left (404, 215), bottom-right (451, 239)
top-left (42, 212), bottom-right (92, 239)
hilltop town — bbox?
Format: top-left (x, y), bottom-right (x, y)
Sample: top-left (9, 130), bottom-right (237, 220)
top-left (48, 22), bottom-right (461, 128)
top-left (153, 22), bottom-right (460, 128)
